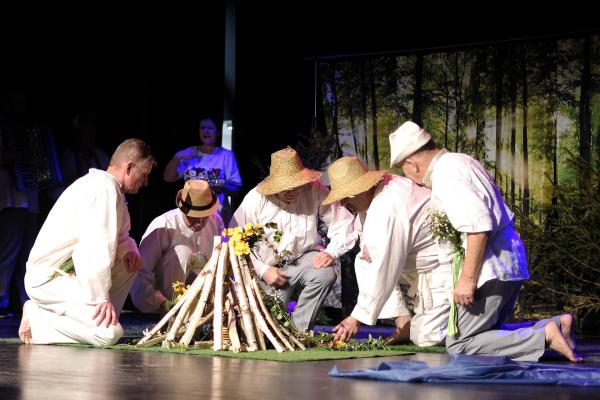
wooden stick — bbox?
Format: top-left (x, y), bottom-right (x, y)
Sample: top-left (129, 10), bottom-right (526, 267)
top-left (250, 278), bottom-right (295, 351)
top-left (179, 241), bottom-right (222, 347)
top-left (239, 255), bottom-right (284, 352)
top-left (163, 248), bottom-right (219, 346)
top-left (138, 249), bottom-right (214, 347)
top-left (253, 307), bottom-right (267, 351)
top-left (239, 256), bottom-right (266, 350)
top-left (136, 288), bottom-right (191, 346)
top-left (238, 256), bottom-right (267, 350)
top-left (212, 243), bottom-right (229, 351)
top-left (279, 325), bottom-right (306, 350)
top-left (228, 247), bottom-right (258, 351)
top-left (162, 237), bottom-right (221, 345)
top-left (226, 292), bottom-right (242, 352)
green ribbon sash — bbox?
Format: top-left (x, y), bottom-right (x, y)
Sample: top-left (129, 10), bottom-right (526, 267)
top-left (447, 252), bottom-right (463, 337)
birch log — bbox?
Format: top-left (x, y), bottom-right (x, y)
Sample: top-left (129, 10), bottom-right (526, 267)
top-left (163, 237), bottom-right (221, 345)
top-left (228, 246), bottom-right (258, 351)
top-left (179, 242), bottom-right (223, 347)
top-left (250, 278), bottom-right (295, 351)
top-left (212, 244), bottom-right (229, 351)
top-left (239, 255), bottom-right (284, 352)
top-left (226, 292), bottom-right (242, 352)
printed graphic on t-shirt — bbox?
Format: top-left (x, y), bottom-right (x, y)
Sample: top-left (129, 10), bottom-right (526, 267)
top-left (184, 166), bottom-right (225, 187)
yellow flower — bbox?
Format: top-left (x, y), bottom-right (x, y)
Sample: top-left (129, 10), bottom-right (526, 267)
top-left (233, 240), bottom-right (251, 256)
top-left (334, 341), bottom-right (347, 349)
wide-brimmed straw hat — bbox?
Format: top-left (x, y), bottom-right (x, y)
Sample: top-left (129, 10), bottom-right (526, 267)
top-left (176, 180), bottom-right (220, 218)
top-left (322, 156), bottom-right (386, 205)
top-left (257, 147), bottom-right (322, 195)
top-left (389, 121), bottom-right (432, 167)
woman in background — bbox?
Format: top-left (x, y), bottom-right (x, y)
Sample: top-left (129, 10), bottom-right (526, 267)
top-left (163, 117), bottom-right (242, 225)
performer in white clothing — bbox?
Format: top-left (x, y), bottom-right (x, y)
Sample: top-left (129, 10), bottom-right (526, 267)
top-left (19, 139), bottom-right (156, 346)
top-left (389, 121), bottom-right (582, 362)
top-left (324, 157), bottom-right (452, 346)
top-left (230, 147), bottom-right (355, 331)
top-left (130, 180), bottom-right (224, 314)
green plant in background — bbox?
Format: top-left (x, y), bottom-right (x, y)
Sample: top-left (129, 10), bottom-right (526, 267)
top-left (516, 154), bottom-right (600, 331)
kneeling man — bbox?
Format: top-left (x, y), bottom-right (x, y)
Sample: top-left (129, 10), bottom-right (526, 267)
top-left (325, 156), bottom-right (452, 346)
top-left (130, 180), bottom-right (224, 315)
top-left (21, 139), bottom-right (156, 346)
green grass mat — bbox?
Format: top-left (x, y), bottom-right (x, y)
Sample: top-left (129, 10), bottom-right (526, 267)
top-left (0, 338), bottom-right (446, 361)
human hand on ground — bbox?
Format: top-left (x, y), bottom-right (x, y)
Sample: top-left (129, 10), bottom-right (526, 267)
top-left (332, 316), bottom-right (361, 342)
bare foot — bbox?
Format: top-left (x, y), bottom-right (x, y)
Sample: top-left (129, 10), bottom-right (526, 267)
top-left (18, 301), bottom-right (33, 344)
top-left (385, 316), bottom-right (411, 345)
top-left (545, 321), bottom-right (583, 363)
top-left (559, 313), bottom-right (576, 350)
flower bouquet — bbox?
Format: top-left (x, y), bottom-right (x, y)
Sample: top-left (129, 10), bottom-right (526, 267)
top-left (426, 207), bottom-right (463, 336)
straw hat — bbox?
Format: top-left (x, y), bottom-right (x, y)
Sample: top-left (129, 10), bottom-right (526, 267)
top-left (257, 147), bottom-right (322, 195)
top-left (176, 180), bottom-right (220, 218)
top-left (389, 121), bottom-right (432, 167)
top-left (322, 156), bottom-right (386, 205)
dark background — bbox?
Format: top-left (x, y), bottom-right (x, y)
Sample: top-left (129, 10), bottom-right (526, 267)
top-left (1, 4), bottom-right (597, 239)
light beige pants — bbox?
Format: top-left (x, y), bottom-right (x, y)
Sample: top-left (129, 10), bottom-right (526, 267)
top-left (24, 256), bottom-right (136, 346)
top-left (378, 263), bottom-right (452, 346)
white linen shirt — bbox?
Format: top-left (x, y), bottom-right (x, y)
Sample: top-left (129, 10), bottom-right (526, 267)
top-left (427, 151), bottom-right (530, 286)
top-left (131, 208), bottom-right (224, 313)
top-left (351, 175), bottom-right (439, 325)
top-left (26, 168), bottom-right (137, 305)
top-left (230, 181), bottom-right (356, 278)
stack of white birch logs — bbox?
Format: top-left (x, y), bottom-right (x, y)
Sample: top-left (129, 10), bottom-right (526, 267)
top-left (136, 237), bottom-right (305, 353)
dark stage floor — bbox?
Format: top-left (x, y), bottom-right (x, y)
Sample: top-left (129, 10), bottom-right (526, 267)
top-left (1, 313), bottom-right (600, 400)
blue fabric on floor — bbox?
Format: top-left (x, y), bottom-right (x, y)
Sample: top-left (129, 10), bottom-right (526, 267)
top-left (330, 354), bottom-right (600, 386)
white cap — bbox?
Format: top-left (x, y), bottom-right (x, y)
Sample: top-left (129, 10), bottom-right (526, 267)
top-left (389, 121), bottom-right (432, 167)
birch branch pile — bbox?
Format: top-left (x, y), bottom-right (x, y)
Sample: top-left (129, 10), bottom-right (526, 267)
top-left (136, 236), bottom-right (305, 353)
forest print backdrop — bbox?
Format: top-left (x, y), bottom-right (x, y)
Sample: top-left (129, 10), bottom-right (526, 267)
top-left (317, 34), bottom-right (599, 220)
top-left (313, 33), bottom-right (600, 324)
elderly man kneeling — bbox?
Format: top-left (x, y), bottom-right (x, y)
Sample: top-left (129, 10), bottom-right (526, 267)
top-left (325, 156), bottom-right (452, 347)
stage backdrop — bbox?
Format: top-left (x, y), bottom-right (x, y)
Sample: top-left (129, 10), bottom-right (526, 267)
top-left (308, 33), bottom-right (600, 324)
top-left (315, 34), bottom-right (599, 221)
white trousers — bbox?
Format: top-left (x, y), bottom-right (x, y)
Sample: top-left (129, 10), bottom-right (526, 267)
top-left (153, 245), bottom-right (197, 300)
top-left (24, 256), bottom-right (136, 346)
top-left (378, 263), bottom-right (452, 347)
